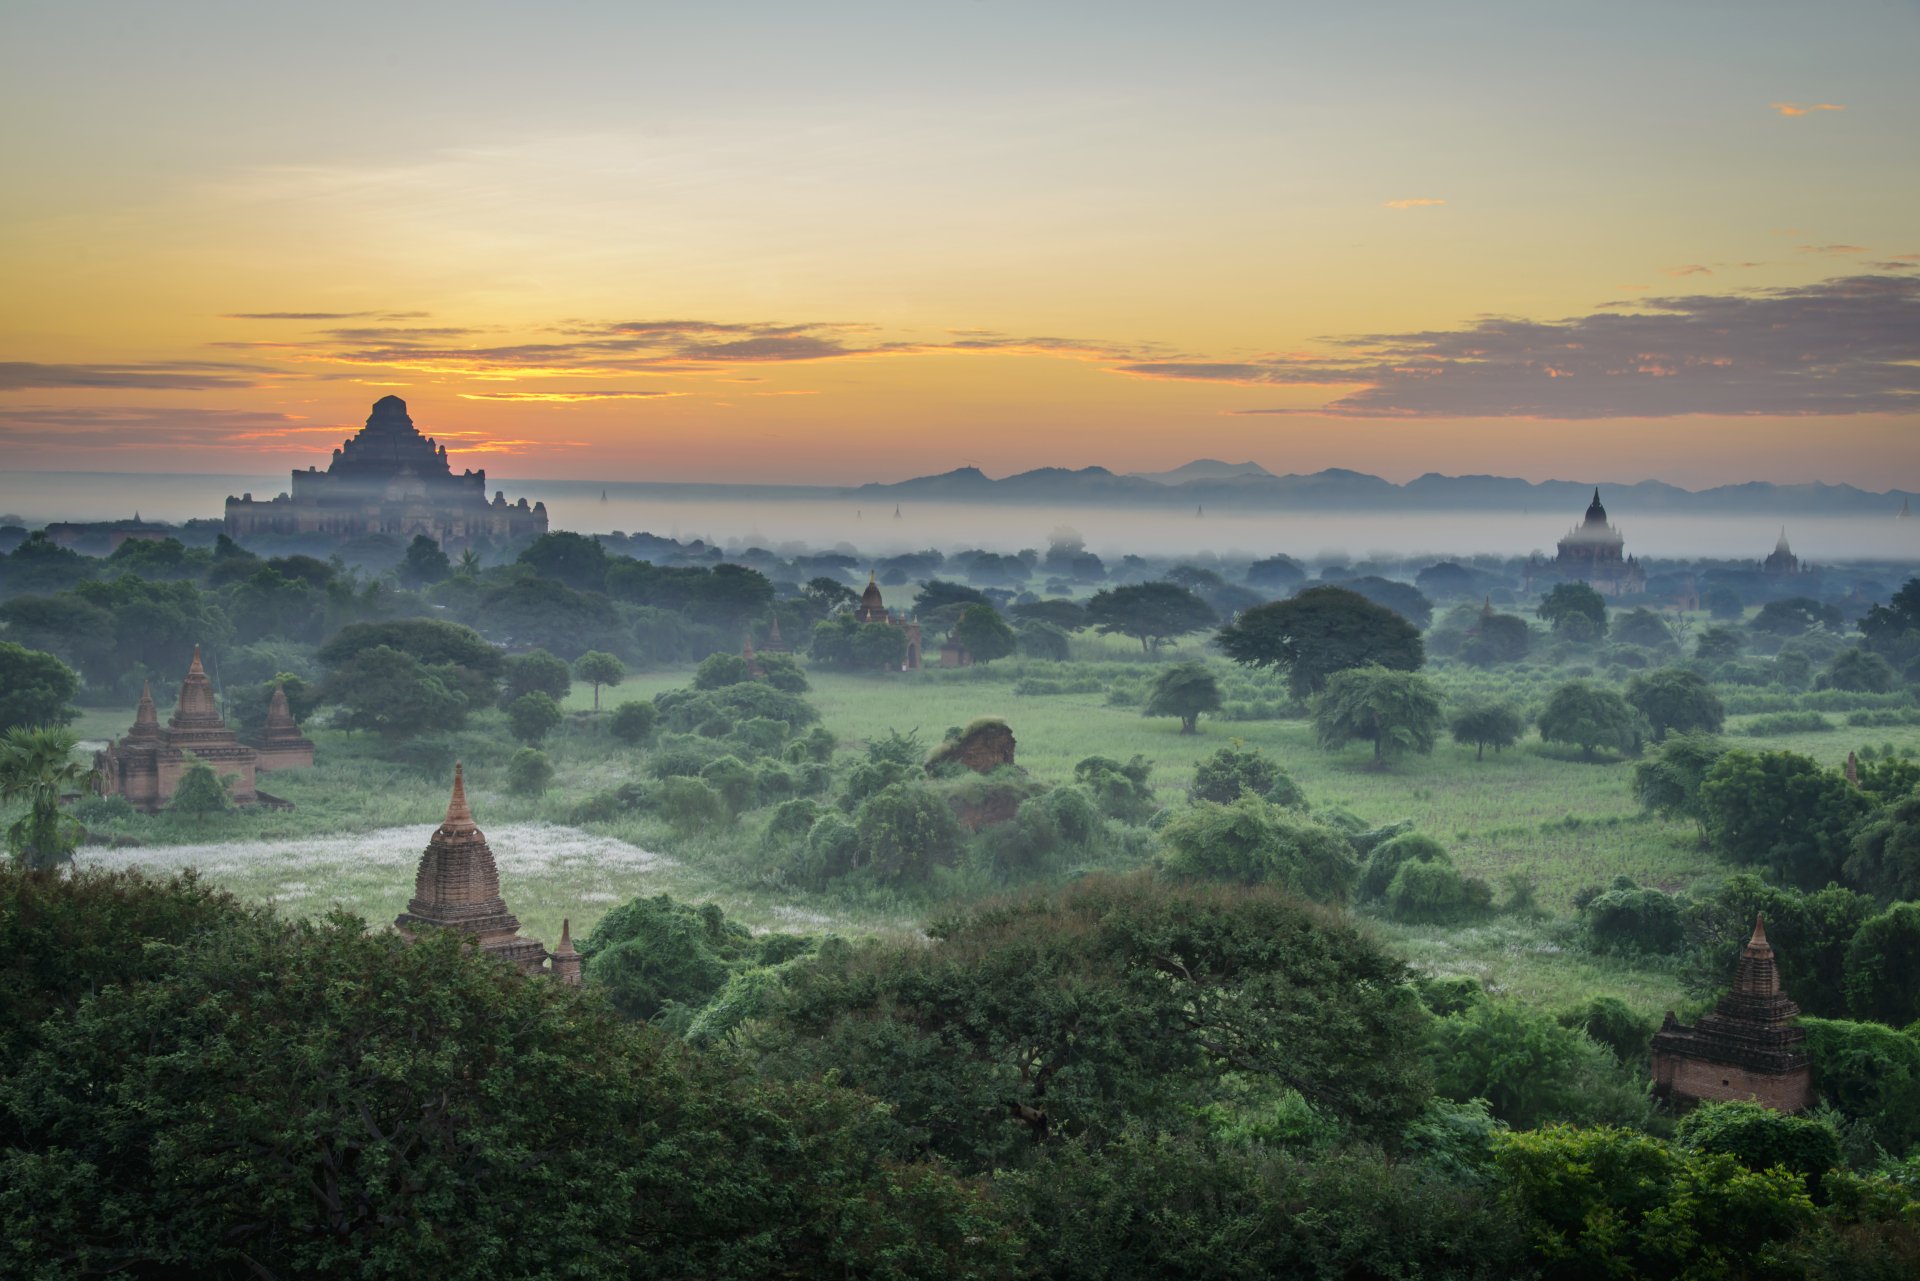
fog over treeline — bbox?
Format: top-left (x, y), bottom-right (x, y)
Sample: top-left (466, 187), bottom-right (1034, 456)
top-left (6, 471), bottom-right (1919, 562)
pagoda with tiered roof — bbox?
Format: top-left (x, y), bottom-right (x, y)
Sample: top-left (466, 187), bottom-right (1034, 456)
top-left (394, 765), bottom-right (579, 983)
top-left (1651, 916), bottom-right (1813, 1111)
top-left (96, 648), bottom-right (261, 812)
top-left (224, 396), bottom-right (547, 548)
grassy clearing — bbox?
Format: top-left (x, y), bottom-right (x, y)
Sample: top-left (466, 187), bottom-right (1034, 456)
top-left (47, 651), bottom-right (1920, 1020)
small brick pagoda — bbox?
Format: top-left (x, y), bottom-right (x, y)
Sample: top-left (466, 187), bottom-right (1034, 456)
top-left (854, 572), bottom-right (923, 670)
top-left (248, 682), bottom-right (315, 772)
top-left (394, 764), bottom-right (581, 984)
top-left (1651, 916), bottom-right (1812, 1112)
top-left (96, 648), bottom-right (261, 812)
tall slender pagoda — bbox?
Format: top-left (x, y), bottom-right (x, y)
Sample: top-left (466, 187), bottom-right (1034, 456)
top-left (394, 765), bottom-right (578, 983)
top-left (1651, 916), bottom-right (1812, 1111)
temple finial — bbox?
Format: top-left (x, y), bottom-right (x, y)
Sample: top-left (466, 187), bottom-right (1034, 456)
top-left (557, 917), bottom-right (576, 953)
top-left (1749, 914), bottom-right (1769, 949)
top-left (188, 645), bottom-right (205, 675)
top-left (444, 762), bottom-right (474, 827)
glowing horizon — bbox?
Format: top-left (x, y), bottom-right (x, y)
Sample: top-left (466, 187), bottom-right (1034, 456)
top-left (4, 1), bottom-right (1916, 489)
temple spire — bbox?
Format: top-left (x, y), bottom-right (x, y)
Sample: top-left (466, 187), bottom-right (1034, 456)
top-left (187, 645), bottom-right (205, 676)
top-left (444, 762), bottom-right (475, 829)
top-left (1749, 913), bottom-right (1769, 949)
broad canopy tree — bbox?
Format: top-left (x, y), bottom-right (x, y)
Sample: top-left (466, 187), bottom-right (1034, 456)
top-left (1537, 681), bottom-right (1645, 759)
top-left (1311, 665), bottom-right (1444, 765)
top-left (1625, 667), bottom-right (1726, 741)
top-left (1216, 586), bottom-right (1424, 701)
top-left (1143, 662), bottom-right (1222, 734)
top-left (1085, 581), bottom-right (1217, 653)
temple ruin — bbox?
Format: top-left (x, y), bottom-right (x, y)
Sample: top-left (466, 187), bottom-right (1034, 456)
top-left (854, 572), bottom-right (923, 670)
top-left (96, 648), bottom-right (265, 812)
top-left (224, 396), bottom-right (548, 547)
top-left (393, 764), bottom-right (582, 984)
top-left (1651, 915), bottom-right (1813, 1112)
top-left (248, 682), bottom-right (316, 773)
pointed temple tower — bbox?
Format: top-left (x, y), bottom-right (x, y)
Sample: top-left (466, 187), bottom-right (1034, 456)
top-left (1651, 916), bottom-right (1813, 1112)
top-left (851, 571), bottom-right (922, 669)
top-left (96, 648), bottom-right (260, 811)
top-left (249, 682), bottom-right (316, 772)
top-left (394, 765), bottom-right (579, 983)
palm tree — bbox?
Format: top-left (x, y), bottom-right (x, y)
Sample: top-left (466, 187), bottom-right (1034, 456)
top-left (0, 726), bottom-right (95, 872)
top-left (457, 548), bottom-right (482, 578)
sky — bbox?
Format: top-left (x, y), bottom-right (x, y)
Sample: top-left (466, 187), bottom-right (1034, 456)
top-left (2, 0), bottom-right (1916, 489)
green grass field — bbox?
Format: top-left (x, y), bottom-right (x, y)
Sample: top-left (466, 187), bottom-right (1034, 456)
top-left (51, 647), bottom-right (1916, 1022)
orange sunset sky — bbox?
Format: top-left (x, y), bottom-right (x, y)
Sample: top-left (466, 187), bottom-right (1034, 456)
top-left (2, 1), bottom-right (1916, 489)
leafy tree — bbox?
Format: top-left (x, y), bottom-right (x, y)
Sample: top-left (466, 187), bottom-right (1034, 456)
top-left (1246, 553), bottom-right (1307, 590)
top-left (1384, 858), bottom-right (1492, 924)
top-left (1462, 612), bottom-right (1531, 666)
top-left (1632, 733), bottom-right (1728, 842)
top-left (1700, 749), bottom-right (1871, 888)
top-left (1429, 1001), bottom-right (1633, 1129)
top-left (502, 648), bottom-right (572, 704)
top-left (848, 782), bottom-right (964, 886)
top-left (1750, 596), bottom-right (1842, 638)
top-left (1537, 680), bottom-right (1645, 759)
top-left (1072, 754), bottom-right (1156, 823)
top-left (505, 747), bottom-right (554, 795)
top-left (516, 530), bottom-right (610, 591)
top-left (1536, 582), bottom-right (1608, 637)
top-left (1014, 619), bottom-right (1071, 661)
top-left (1562, 996), bottom-right (1654, 1066)
top-left (1448, 699), bottom-right (1523, 760)
top-left (1143, 662), bottom-right (1221, 734)
top-left (1823, 646), bottom-right (1898, 693)
top-left (1584, 882), bottom-right (1687, 954)
top-left (1846, 791), bottom-right (1920, 902)
top-left (1858, 576), bottom-right (1920, 670)
top-left (1626, 666), bottom-right (1726, 741)
top-left (758, 875), bottom-right (1431, 1169)
top-left (1695, 624), bottom-right (1744, 662)
top-left (609, 700), bottom-right (659, 745)
top-left (0, 641), bottom-right (77, 732)
top-left (656, 776), bottom-right (729, 834)
top-left (699, 756), bottom-right (755, 815)
top-left (1704, 584), bottom-right (1745, 619)
top-left (1217, 586), bottom-right (1424, 700)
top-left (1676, 1100), bottom-right (1842, 1192)
top-left (0, 529), bottom-right (95, 596)
top-left (0, 594), bottom-right (114, 683)
top-left (507, 691), bottom-right (563, 745)
top-left (1159, 796), bottom-right (1358, 902)
top-left (693, 652), bottom-right (755, 689)
top-left (321, 645), bottom-right (469, 739)
top-left (952, 604), bottom-right (1016, 665)
top-left (912, 578), bottom-right (990, 615)
top-left (1492, 1124), bottom-right (1817, 1280)
top-left (1009, 598), bottom-right (1088, 631)
top-left (1357, 832), bottom-right (1448, 903)
top-left (1085, 581), bottom-right (1217, 653)
top-left (479, 578), bottom-right (625, 659)
top-left (1843, 902), bottom-right (1920, 1027)
top-left (848, 621), bottom-right (908, 671)
top-left (1611, 607), bottom-right (1676, 651)
top-left (1681, 875), bottom-right (1874, 1019)
top-left (166, 756), bottom-right (231, 825)
top-left (1798, 1017), bottom-right (1920, 1154)
top-left (0, 875), bottom-right (1002, 1280)
top-left (1189, 741), bottom-right (1297, 805)
top-left (396, 534), bottom-right (451, 587)
top-left (318, 618), bottom-right (504, 679)
top-left (1311, 665), bottom-right (1444, 765)
top-left (573, 650), bottom-right (625, 711)
top-left (1335, 575), bottom-right (1433, 629)
top-left (755, 652), bottom-right (809, 693)
top-left (0, 728), bottom-right (92, 871)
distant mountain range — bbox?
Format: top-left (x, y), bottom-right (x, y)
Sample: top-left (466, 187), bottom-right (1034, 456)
top-left (845, 464), bottom-right (1918, 516)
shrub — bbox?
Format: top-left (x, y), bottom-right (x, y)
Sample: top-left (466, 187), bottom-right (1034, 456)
top-left (1677, 1100), bottom-right (1842, 1193)
top-left (506, 691), bottom-right (563, 745)
top-left (608, 700), bottom-right (658, 744)
top-left (1584, 883), bottom-right (1687, 955)
top-left (1159, 796), bottom-right (1358, 904)
top-left (1384, 859), bottom-right (1493, 924)
top-left (1072, 754), bottom-right (1156, 824)
top-left (1357, 832), bottom-right (1448, 903)
top-left (656, 777), bottom-right (729, 835)
top-left (505, 748), bottom-right (553, 796)
top-left (850, 783), bottom-right (965, 886)
top-left (698, 756), bottom-right (756, 816)
top-left (1189, 741), bottom-right (1281, 804)
top-left (1560, 996), bottom-right (1654, 1066)
top-left (1842, 903), bottom-right (1920, 1027)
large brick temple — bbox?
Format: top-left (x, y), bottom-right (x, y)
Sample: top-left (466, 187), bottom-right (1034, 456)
top-left (394, 764), bottom-right (581, 984)
top-left (1651, 916), bottom-right (1813, 1112)
top-left (1527, 489), bottom-right (1648, 597)
top-left (224, 396), bottom-right (548, 547)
